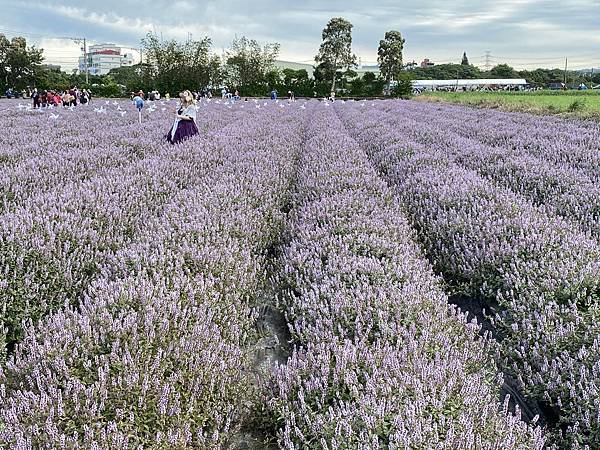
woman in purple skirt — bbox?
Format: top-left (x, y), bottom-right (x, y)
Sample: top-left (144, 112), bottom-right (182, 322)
top-left (166, 90), bottom-right (199, 144)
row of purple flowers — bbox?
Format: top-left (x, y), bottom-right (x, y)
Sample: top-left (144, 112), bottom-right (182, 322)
top-left (267, 106), bottom-right (543, 448)
top-left (336, 100), bottom-right (600, 448)
top-left (0, 103), bottom-right (304, 447)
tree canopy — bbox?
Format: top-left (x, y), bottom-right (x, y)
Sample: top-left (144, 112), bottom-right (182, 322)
top-left (0, 35), bottom-right (43, 92)
top-left (141, 32), bottom-right (221, 94)
top-left (378, 31), bottom-right (405, 86)
top-left (224, 36), bottom-right (280, 91)
top-left (315, 17), bottom-right (356, 92)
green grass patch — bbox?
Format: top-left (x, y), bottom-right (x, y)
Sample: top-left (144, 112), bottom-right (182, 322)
top-left (419, 90), bottom-right (600, 118)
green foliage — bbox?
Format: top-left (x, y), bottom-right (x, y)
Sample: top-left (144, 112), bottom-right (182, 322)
top-left (278, 68), bottom-right (314, 97)
top-left (391, 73), bottom-right (413, 99)
top-left (315, 17), bottom-right (357, 92)
top-left (224, 36), bottom-right (280, 90)
top-left (377, 30), bottom-right (405, 85)
top-left (519, 67), bottom-right (585, 87)
top-left (408, 63), bottom-right (483, 80)
top-left (424, 90), bottom-right (600, 117)
top-left (0, 34), bottom-right (44, 92)
top-left (357, 72), bottom-right (385, 97)
top-left (141, 32), bottom-right (221, 94)
top-left (362, 71), bottom-right (377, 84)
top-left (489, 63), bottom-right (519, 78)
top-left (405, 60), bottom-right (592, 89)
top-left (282, 68), bottom-right (308, 85)
top-left (567, 98), bottom-right (586, 112)
top-left (89, 81), bottom-right (123, 98)
top-left (108, 65), bottom-right (150, 94)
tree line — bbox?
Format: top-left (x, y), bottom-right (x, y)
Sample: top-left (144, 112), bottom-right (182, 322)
top-left (406, 62), bottom-right (597, 88)
top-left (2, 18), bottom-right (599, 98)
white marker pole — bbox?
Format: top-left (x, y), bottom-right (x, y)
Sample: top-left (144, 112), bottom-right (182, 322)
top-left (138, 110), bottom-right (142, 124)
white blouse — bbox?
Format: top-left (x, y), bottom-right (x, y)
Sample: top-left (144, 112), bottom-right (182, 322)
top-left (170, 104), bottom-right (197, 139)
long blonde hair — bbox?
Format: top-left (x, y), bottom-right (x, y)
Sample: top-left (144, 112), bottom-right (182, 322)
top-left (179, 90), bottom-right (196, 107)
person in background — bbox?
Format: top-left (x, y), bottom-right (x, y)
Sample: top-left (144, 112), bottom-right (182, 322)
top-left (31, 88), bottom-right (40, 108)
top-left (133, 92), bottom-right (144, 111)
top-left (52, 91), bottom-right (62, 106)
top-left (270, 89), bottom-right (278, 100)
top-left (166, 90), bottom-right (199, 145)
top-left (69, 86), bottom-right (77, 106)
top-left (61, 91), bottom-right (70, 107)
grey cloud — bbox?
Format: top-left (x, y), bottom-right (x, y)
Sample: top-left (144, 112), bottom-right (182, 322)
top-left (1, 0), bottom-right (598, 69)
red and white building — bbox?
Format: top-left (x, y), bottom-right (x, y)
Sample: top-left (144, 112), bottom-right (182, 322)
top-left (79, 43), bottom-right (135, 75)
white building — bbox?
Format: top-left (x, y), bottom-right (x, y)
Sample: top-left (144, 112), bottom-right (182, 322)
top-left (79, 43), bottom-right (135, 76)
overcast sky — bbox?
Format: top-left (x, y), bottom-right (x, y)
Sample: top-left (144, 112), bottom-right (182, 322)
top-left (1, 0), bottom-right (599, 71)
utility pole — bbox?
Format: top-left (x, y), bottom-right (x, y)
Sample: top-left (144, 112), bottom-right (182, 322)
top-left (83, 38), bottom-right (88, 84)
top-left (72, 37), bottom-right (88, 84)
top-left (484, 50), bottom-right (491, 71)
top-left (564, 57), bottom-right (568, 87)
top-left (456, 69), bottom-right (459, 91)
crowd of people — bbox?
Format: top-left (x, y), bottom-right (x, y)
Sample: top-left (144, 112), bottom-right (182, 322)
top-left (30, 87), bottom-right (92, 108)
top-left (17, 85), bottom-right (307, 146)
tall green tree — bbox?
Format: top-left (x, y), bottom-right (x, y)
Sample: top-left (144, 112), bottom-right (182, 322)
top-left (141, 32), bottom-right (220, 94)
top-left (0, 35), bottom-right (43, 92)
top-left (461, 52), bottom-right (469, 65)
top-left (225, 36), bottom-right (280, 90)
top-left (315, 17), bottom-right (356, 92)
top-left (377, 30), bottom-right (405, 88)
top-left (0, 34), bottom-right (9, 91)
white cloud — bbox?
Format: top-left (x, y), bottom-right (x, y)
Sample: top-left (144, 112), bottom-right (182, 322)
top-left (0, 0), bottom-right (599, 70)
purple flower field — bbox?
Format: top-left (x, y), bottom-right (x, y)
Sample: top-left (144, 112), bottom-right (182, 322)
top-left (0, 97), bottom-right (597, 448)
